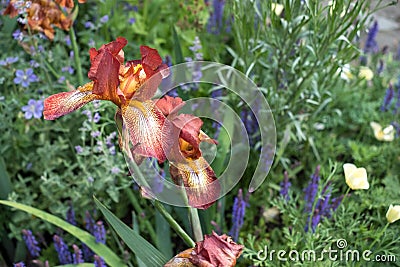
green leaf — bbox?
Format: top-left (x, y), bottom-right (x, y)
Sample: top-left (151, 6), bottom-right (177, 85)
top-left (94, 197), bottom-right (168, 267)
top-left (0, 157), bottom-right (12, 199)
top-left (0, 200), bottom-right (125, 267)
top-left (172, 26), bottom-right (184, 64)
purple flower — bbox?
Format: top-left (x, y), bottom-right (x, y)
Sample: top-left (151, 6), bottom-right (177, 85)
top-left (229, 189), bottom-right (248, 241)
top-left (53, 235), bottom-right (72, 264)
top-left (72, 244), bottom-right (84, 264)
top-left (21, 99), bottom-right (43, 119)
top-left (93, 112), bottom-right (101, 123)
top-left (0, 57), bottom-right (19, 66)
top-left (380, 84), bottom-right (394, 112)
top-left (94, 255), bottom-right (107, 267)
top-left (100, 15), bottom-right (109, 23)
top-left (64, 35), bottom-right (71, 46)
top-left (14, 68), bottom-right (39, 87)
top-left (13, 262), bottom-right (25, 267)
top-left (29, 60), bottom-right (39, 68)
top-left (61, 66), bottom-right (74, 74)
top-left (66, 202), bottom-right (76, 226)
top-left (111, 167), bottom-right (120, 174)
top-left (152, 168), bottom-right (165, 194)
top-left (207, 0), bottom-right (226, 34)
top-left (94, 221), bottom-right (106, 244)
top-left (75, 145), bottom-right (83, 154)
top-left (280, 171), bottom-right (291, 200)
top-left (91, 130), bottom-right (101, 138)
top-left (12, 29), bottom-right (24, 41)
top-left (58, 76), bottom-right (66, 83)
top-left (22, 229), bottom-right (41, 257)
top-left (128, 17), bottom-right (136, 24)
top-left (364, 21), bottom-right (379, 54)
top-left (304, 165), bottom-right (321, 214)
top-left (84, 21), bottom-right (94, 29)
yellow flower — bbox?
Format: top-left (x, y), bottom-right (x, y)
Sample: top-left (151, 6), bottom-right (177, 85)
top-left (386, 205), bottom-right (400, 223)
top-left (343, 163), bottom-right (369, 190)
top-left (358, 67), bottom-right (374, 81)
top-left (370, 122), bottom-right (395, 142)
top-left (271, 3), bottom-right (284, 16)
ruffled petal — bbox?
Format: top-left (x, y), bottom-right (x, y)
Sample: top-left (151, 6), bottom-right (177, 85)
top-left (43, 82), bottom-right (97, 120)
top-left (121, 100), bottom-right (170, 162)
top-left (169, 157), bottom-right (219, 209)
top-left (155, 95), bottom-right (185, 117)
top-left (88, 49), bottom-right (122, 105)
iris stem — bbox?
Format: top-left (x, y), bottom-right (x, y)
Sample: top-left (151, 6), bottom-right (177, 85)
top-left (153, 200), bottom-right (195, 248)
top-left (69, 26), bottom-right (84, 85)
top-left (189, 207), bottom-right (203, 242)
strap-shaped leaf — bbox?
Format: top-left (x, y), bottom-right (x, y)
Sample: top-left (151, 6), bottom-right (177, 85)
top-left (94, 197), bottom-right (167, 267)
top-left (0, 200), bottom-right (125, 267)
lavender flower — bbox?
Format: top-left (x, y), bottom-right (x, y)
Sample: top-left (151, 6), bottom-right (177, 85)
top-left (14, 68), bottom-right (39, 87)
top-left (304, 165), bottom-right (321, 214)
top-left (152, 168), bottom-right (165, 194)
top-left (21, 99), bottom-right (43, 119)
top-left (84, 21), bottom-right (94, 29)
top-left (364, 21), bottom-right (379, 54)
top-left (0, 57), bottom-right (19, 66)
top-left (66, 202), bottom-right (76, 226)
top-left (64, 35), bottom-right (71, 46)
top-left (128, 17), bottom-right (136, 24)
top-left (91, 130), bottom-right (101, 138)
top-left (229, 189), bottom-right (248, 241)
top-left (72, 244), bottom-right (84, 264)
top-left (83, 211), bottom-right (95, 260)
top-left (75, 145), bottom-right (83, 154)
top-left (207, 0), bottom-right (226, 34)
top-left (94, 221), bottom-right (106, 244)
top-left (12, 29), bottom-right (24, 41)
top-left (94, 255), bottom-right (107, 267)
top-left (329, 195), bottom-right (344, 213)
top-left (61, 66), bottom-right (74, 74)
top-left (280, 171), bottom-right (291, 200)
top-left (93, 112), bottom-right (101, 123)
top-left (22, 229), bottom-right (41, 257)
top-left (100, 15), bottom-right (109, 23)
top-left (29, 60), bottom-right (39, 68)
top-left (380, 84), bottom-right (394, 112)
top-left (13, 262), bottom-right (25, 267)
top-left (53, 235), bottom-right (72, 264)
top-left (111, 166), bottom-right (120, 174)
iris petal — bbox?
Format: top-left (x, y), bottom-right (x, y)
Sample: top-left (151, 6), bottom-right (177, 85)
top-left (122, 100), bottom-right (170, 162)
top-left (43, 82), bottom-right (97, 120)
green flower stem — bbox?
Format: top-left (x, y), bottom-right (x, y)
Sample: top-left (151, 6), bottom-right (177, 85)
top-left (69, 26), bottom-right (84, 85)
top-left (153, 200), bottom-right (195, 248)
top-left (189, 207), bottom-right (203, 242)
top-left (123, 187), bottom-right (157, 244)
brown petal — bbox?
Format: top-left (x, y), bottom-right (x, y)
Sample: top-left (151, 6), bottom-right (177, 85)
top-left (43, 82), bottom-right (97, 120)
top-left (190, 232), bottom-right (244, 266)
top-left (88, 49), bottom-right (121, 105)
top-left (164, 248), bottom-right (196, 267)
top-left (169, 157), bottom-right (219, 209)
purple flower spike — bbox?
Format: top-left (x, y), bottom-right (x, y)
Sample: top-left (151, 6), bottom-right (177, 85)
top-left (304, 165), bottom-right (321, 213)
top-left (94, 255), bottom-right (107, 267)
top-left (229, 189), bottom-right (249, 241)
top-left (380, 84), bottom-right (394, 112)
top-left (66, 202), bottom-right (76, 226)
top-left (53, 235), bottom-right (72, 264)
top-left (13, 262), bottom-right (25, 267)
top-left (280, 171), bottom-right (291, 200)
top-left (94, 221), bottom-right (106, 244)
top-left (22, 229), bottom-right (41, 257)
top-left (72, 244), bottom-right (84, 264)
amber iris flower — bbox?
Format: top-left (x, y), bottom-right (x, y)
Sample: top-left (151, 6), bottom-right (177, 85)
top-left (43, 37), bottom-right (219, 209)
top-left (3, 0), bottom-right (85, 40)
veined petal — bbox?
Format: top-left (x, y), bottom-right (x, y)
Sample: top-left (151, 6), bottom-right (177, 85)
top-left (43, 82), bottom-right (97, 120)
top-left (169, 157), bottom-right (219, 209)
top-left (155, 95), bottom-right (185, 117)
top-left (121, 100), bottom-right (169, 162)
